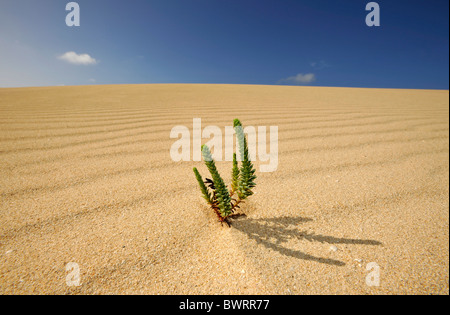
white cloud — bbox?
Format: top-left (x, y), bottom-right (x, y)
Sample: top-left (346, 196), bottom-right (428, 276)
top-left (58, 51), bottom-right (97, 65)
top-left (278, 73), bottom-right (316, 85)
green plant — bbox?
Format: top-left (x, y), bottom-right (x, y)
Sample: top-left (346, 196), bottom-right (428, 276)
top-left (193, 119), bottom-right (257, 225)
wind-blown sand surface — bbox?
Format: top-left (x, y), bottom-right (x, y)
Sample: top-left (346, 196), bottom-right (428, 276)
top-left (0, 84), bottom-right (448, 295)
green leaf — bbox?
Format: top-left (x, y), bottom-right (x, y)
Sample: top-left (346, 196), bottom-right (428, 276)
top-left (193, 167), bottom-right (212, 204)
top-left (231, 153), bottom-right (240, 193)
top-left (234, 119), bottom-right (257, 200)
top-left (201, 145), bottom-right (232, 218)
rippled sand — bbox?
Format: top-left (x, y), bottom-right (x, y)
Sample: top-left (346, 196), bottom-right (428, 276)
top-left (0, 84), bottom-right (448, 294)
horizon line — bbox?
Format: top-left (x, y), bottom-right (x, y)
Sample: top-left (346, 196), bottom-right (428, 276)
top-left (0, 83), bottom-right (449, 92)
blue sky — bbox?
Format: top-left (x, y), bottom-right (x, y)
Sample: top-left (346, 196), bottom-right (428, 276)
top-left (0, 0), bottom-right (448, 89)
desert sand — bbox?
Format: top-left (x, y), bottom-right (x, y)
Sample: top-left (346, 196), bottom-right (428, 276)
top-left (0, 84), bottom-right (448, 295)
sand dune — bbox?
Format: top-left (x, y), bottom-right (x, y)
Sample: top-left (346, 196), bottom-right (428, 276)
top-left (0, 84), bottom-right (448, 294)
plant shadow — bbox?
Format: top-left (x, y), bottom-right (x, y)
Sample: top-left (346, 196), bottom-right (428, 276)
top-left (230, 216), bottom-right (382, 267)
